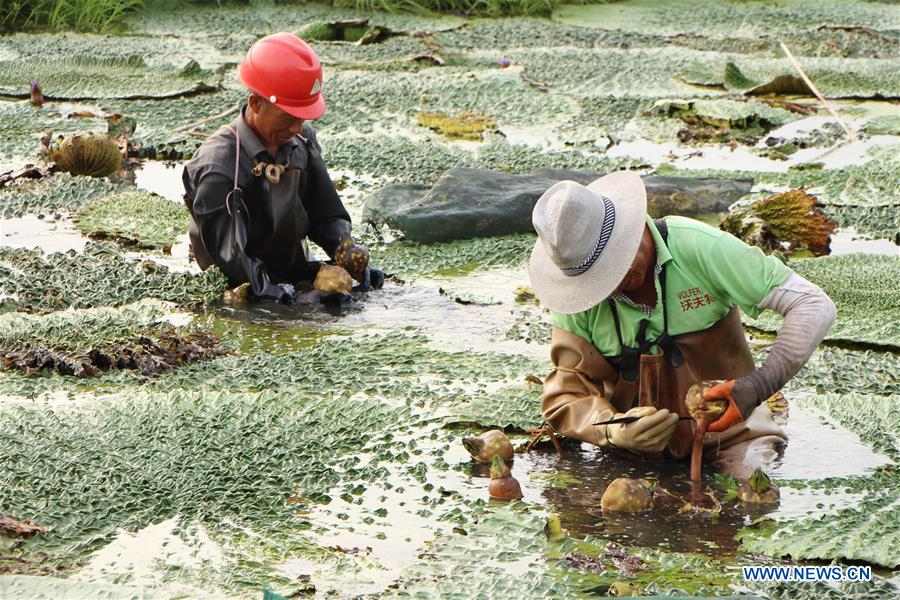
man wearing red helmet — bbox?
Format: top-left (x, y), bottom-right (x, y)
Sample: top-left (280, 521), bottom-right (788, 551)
top-left (183, 33), bottom-right (383, 303)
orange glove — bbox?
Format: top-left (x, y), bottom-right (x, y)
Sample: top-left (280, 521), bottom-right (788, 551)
top-left (704, 380), bottom-right (744, 432)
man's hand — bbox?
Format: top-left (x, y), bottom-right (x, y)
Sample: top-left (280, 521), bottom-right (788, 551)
top-left (601, 406), bottom-right (679, 453)
top-left (704, 379), bottom-right (749, 432)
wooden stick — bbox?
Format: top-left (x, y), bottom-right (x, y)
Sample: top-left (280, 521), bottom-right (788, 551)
top-left (779, 42), bottom-right (858, 142)
top-left (172, 104), bottom-right (240, 133)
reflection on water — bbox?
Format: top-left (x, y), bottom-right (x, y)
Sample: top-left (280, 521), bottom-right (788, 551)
top-left (215, 281), bottom-right (547, 358)
top-left (518, 445), bottom-right (753, 554)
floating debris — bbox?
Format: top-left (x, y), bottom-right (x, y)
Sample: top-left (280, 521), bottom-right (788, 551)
top-left (721, 188), bottom-right (837, 257)
top-left (0, 515), bottom-right (48, 538)
top-left (417, 111), bottom-right (497, 141)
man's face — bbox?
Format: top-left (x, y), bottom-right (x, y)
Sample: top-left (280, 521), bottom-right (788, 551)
top-left (248, 94), bottom-right (305, 147)
top-left (612, 225), bottom-right (655, 293)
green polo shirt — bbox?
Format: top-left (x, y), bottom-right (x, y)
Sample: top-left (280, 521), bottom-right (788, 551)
top-left (550, 216), bottom-right (791, 357)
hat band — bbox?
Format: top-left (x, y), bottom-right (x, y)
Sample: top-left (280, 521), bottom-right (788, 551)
top-left (561, 195), bottom-right (615, 277)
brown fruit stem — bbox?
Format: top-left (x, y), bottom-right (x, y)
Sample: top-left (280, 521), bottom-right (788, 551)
top-left (690, 417), bottom-right (709, 484)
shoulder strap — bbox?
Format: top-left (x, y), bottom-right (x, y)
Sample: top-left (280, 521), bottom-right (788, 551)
top-left (654, 217), bottom-right (668, 245)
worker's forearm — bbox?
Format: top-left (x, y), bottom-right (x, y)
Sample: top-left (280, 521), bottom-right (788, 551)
top-left (735, 273), bottom-right (836, 404)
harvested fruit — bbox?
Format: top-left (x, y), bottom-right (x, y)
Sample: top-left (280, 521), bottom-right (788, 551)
top-left (49, 132), bottom-right (121, 177)
top-left (600, 478), bottom-right (653, 512)
top-left (737, 467), bottom-right (781, 504)
top-left (314, 264), bottom-right (353, 294)
top-left (463, 429), bottom-right (513, 462)
top-left (488, 455), bottom-right (523, 500)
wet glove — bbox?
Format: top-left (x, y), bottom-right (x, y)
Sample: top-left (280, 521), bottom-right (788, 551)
top-left (599, 406), bottom-right (679, 453)
top-left (704, 379), bottom-right (755, 432)
top-left (256, 282), bottom-right (297, 305)
top-left (359, 266), bottom-right (385, 291)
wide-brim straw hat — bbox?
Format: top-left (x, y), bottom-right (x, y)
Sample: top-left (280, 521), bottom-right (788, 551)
top-left (528, 171), bottom-right (647, 314)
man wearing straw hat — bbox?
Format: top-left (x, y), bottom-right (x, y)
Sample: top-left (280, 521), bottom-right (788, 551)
top-left (528, 171), bottom-right (836, 476)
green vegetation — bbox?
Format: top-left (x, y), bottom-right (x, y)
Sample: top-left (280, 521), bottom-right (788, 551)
top-left (745, 254), bottom-right (900, 348)
top-left (0, 242), bottom-right (228, 313)
top-left (0, 0), bottom-right (144, 33)
top-left (74, 190), bottom-right (190, 251)
top-left (0, 299), bottom-right (223, 376)
top-left (0, 55), bottom-right (218, 99)
top-left (417, 111), bottom-right (497, 141)
top-left (0, 0), bottom-right (898, 594)
top-left (333, 0), bottom-right (561, 18)
top-left (0, 173), bottom-right (126, 218)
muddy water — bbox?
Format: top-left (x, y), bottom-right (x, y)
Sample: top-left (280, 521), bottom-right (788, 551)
top-left (454, 401), bottom-right (890, 556)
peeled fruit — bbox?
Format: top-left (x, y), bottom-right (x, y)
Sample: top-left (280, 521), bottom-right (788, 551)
top-left (684, 380), bottom-right (729, 421)
top-left (49, 132), bottom-right (121, 177)
top-left (488, 455), bottom-right (523, 500)
top-left (600, 478), bottom-right (653, 512)
top-left (314, 264), bottom-right (352, 294)
top-left (737, 467), bottom-right (780, 504)
top-left (463, 429), bottom-right (513, 462)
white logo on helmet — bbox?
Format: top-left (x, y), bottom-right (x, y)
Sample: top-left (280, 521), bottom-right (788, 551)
top-left (310, 79), bottom-right (321, 95)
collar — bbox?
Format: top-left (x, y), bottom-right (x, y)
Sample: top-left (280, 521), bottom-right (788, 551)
top-left (234, 105), bottom-right (301, 161)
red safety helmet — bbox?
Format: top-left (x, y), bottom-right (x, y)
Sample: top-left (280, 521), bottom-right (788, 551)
top-left (239, 33), bottom-right (326, 120)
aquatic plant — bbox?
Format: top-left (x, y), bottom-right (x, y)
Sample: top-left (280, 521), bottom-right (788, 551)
top-left (0, 242), bottom-right (228, 313)
top-left (0, 172), bottom-right (126, 218)
top-left (0, 299), bottom-right (223, 376)
top-left (371, 234), bottom-right (535, 277)
top-left (313, 264), bottom-right (353, 294)
top-left (462, 429), bottom-right (514, 462)
top-left (745, 254), bottom-right (900, 348)
top-left (74, 190), bottom-right (190, 251)
top-left (488, 455), bottom-right (523, 500)
top-left (600, 478), bottom-right (653, 512)
top-left (49, 132), bottom-right (121, 176)
top-left (0, 55), bottom-right (218, 100)
top-left (736, 468), bottom-right (780, 504)
top-left (721, 188), bottom-right (837, 257)
top-left (333, 0), bottom-right (559, 18)
top-left (0, 388), bottom-right (416, 576)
